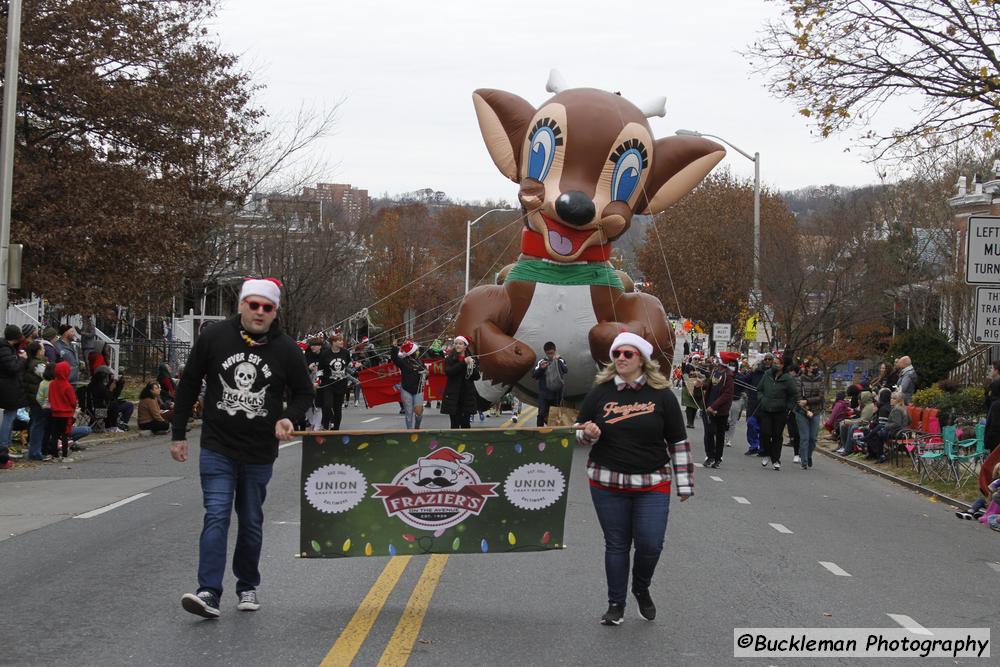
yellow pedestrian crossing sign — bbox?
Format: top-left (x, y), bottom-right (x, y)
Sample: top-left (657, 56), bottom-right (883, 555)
top-left (744, 315), bottom-right (758, 339)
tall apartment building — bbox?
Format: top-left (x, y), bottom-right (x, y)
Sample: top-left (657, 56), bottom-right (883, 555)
top-left (301, 183), bottom-right (370, 224)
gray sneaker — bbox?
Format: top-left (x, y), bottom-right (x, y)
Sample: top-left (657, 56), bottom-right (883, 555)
top-left (237, 590), bottom-right (260, 611)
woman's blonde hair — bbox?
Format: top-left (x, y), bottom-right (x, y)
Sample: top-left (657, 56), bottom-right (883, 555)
top-left (593, 355), bottom-right (670, 389)
top-left (992, 461), bottom-right (1000, 480)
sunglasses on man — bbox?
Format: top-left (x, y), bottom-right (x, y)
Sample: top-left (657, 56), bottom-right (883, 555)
top-left (611, 349), bottom-right (637, 360)
top-left (246, 300), bottom-right (275, 313)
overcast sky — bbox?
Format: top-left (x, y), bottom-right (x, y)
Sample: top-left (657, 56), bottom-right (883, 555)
top-left (213, 0), bottom-right (893, 202)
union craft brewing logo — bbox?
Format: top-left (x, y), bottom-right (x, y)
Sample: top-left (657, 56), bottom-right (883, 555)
top-left (372, 447), bottom-right (498, 531)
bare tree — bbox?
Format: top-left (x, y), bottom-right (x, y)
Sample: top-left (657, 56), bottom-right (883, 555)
top-left (748, 1), bottom-right (1000, 161)
top-left (229, 192), bottom-right (366, 338)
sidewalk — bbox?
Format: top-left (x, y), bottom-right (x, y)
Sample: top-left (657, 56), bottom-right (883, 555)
top-left (5, 422), bottom-right (200, 470)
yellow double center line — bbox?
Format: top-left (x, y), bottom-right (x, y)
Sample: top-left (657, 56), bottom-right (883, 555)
top-left (320, 406), bottom-right (539, 667)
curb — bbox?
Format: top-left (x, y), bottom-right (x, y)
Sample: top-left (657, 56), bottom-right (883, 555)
top-left (8, 422), bottom-right (202, 460)
top-left (815, 444), bottom-right (970, 510)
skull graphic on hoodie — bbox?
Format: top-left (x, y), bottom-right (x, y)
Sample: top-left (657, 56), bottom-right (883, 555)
top-left (218, 360), bottom-right (269, 419)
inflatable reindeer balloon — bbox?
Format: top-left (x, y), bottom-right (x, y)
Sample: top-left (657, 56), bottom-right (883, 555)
top-left (457, 70), bottom-right (725, 406)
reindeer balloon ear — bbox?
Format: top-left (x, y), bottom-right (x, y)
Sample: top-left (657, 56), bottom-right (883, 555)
top-left (637, 136), bottom-right (726, 215)
top-left (472, 89), bottom-right (537, 183)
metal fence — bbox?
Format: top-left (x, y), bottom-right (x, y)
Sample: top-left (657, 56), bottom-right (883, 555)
top-left (114, 340), bottom-right (192, 380)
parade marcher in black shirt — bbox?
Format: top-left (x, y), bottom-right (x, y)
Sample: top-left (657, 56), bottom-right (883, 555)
top-left (171, 278), bottom-right (313, 619)
top-left (324, 334), bottom-right (352, 430)
top-left (393, 339), bottom-right (428, 429)
top-left (304, 336), bottom-right (334, 429)
top-left (441, 335), bottom-right (479, 429)
top-left (576, 332), bottom-right (693, 626)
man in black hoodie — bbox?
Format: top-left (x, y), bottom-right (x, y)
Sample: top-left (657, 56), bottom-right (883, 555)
top-left (171, 278), bottom-right (313, 619)
top-left (304, 336), bottom-right (334, 429)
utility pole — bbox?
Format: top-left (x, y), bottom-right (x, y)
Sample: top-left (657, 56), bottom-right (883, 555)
top-left (0, 0), bottom-right (23, 327)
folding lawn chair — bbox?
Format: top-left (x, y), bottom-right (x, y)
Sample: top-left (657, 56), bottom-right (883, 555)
top-left (946, 423), bottom-right (985, 488)
top-left (918, 424), bottom-right (953, 484)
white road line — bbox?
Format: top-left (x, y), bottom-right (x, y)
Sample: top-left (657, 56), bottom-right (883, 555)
top-left (887, 614), bottom-right (933, 636)
top-left (987, 562), bottom-right (1000, 573)
top-left (769, 523), bottom-right (793, 534)
top-left (361, 417), bottom-right (381, 423)
top-left (818, 561), bottom-right (852, 577)
top-left (732, 496), bottom-right (751, 505)
top-left (74, 493), bottom-right (150, 519)
top-left (709, 475), bottom-right (723, 482)
top-left (279, 439), bottom-right (302, 450)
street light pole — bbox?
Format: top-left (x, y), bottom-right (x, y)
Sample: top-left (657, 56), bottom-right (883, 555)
top-left (676, 129), bottom-right (761, 305)
top-left (464, 207), bottom-right (512, 294)
top-left (753, 150), bottom-right (760, 300)
top-left (0, 0), bottom-right (23, 327)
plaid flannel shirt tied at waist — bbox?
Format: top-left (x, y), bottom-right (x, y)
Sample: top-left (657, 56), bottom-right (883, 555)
top-left (577, 429), bottom-right (694, 496)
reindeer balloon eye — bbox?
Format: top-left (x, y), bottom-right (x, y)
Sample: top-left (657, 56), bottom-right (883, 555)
top-left (527, 118), bottom-right (563, 182)
top-left (610, 139), bottom-right (648, 203)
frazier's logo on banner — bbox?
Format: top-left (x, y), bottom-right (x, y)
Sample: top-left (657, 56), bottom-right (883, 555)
top-left (372, 447), bottom-right (499, 530)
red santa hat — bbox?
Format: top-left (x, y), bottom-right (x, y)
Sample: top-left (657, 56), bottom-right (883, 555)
top-left (418, 447), bottom-right (473, 473)
top-left (719, 351), bottom-right (740, 365)
top-left (453, 335), bottom-right (470, 347)
top-left (240, 277), bottom-right (282, 307)
top-left (398, 340), bottom-right (418, 357)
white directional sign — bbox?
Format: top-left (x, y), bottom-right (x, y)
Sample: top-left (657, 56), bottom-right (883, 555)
top-left (712, 323), bottom-right (732, 342)
top-left (965, 215), bottom-right (1000, 284)
top-left (974, 286), bottom-right (1000, 343)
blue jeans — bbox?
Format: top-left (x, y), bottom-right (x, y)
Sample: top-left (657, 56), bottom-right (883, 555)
top-left (589, 485), bottom-right (671, 606)
top-left (0, 407), bottom-right (18, 448)
top-left (746, 414), bottom-right (760, 451)
top-left (28, 404), bottom-right (46, 459)
top-left (197, 448), bottom-right (274, 597)
top-left (795, 412), bottom-right (821, 465)
top-left (400, 389), bottom-right (423, 429)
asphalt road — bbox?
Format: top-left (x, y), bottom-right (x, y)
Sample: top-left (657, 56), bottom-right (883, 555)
top-left (1, 398), bottom-right (998, 666)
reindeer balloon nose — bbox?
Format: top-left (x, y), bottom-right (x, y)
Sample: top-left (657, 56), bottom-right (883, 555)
top-left (457, 70), bottom-right (725, 407)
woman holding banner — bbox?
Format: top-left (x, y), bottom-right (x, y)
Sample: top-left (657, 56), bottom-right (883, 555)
top-left (392, 339), bottom-right (428, 430)
top-left (441, 336), bottom-right (479, 429)
top-left (575, 332), bottom-right (693, 626)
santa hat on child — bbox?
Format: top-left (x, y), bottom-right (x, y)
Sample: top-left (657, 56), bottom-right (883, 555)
top-left (417, 447), bottom-right (474, 476)
top-left (398, 340), bottom-right (419, 357)
top-left (240, 277), bottom-right (282, 307)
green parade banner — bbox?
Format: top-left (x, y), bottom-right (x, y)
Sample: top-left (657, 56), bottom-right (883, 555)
top-left (300, 427), bottom-right (575, 558)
